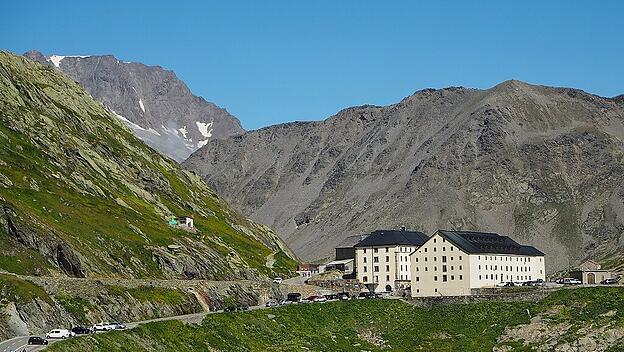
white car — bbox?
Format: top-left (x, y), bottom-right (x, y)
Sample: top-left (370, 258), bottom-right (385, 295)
top-left (272, 277), bottom-right (283, 284)
top-left (93, 322), bottom-right (117, 331)
top-left (46, 329), bottom-right (73, 339)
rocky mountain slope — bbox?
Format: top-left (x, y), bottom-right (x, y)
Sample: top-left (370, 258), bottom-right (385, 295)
top-left (184, 80), bottom-right (624, 272)
top-left (23, 50), bottom-right (244, 161)
top-left (0, 51), bottom-right (296, 280)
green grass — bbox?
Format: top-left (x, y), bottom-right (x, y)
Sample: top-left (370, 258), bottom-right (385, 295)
top-left (0, 274), bottom-right (52, 305)
top-left (47, 287), bottom-right (624, 352)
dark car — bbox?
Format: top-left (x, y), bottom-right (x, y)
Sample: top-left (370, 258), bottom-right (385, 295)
top-left (337, 292), bottom-right (350, 300)
top-left (358, 292), bottom-right (377, 299)
top-left (28, 336), bottom-right (48, 345)
top-left (286, 292), bottom-right (302, 302)
top-left (72, 326), bottom-right (93, 335)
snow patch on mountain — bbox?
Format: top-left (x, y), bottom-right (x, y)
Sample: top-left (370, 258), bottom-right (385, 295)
top-left (178, 126), bottom-right (188, 138)
top-left (112, 110), bottom-right (160, 136)
top-left (196, 121), bottom-right (213, 138)
top-left (197, 139), bottom-right (210, 148)
top-left (139, 99), bottom-right (145, 112)
top-left (46, 55), bottom-right (89, 68)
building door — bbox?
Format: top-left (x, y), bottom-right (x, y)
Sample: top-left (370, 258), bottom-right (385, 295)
top-left (385, 285), bottom-right (392, 292)
top-left (587, 273), bottom-right (595, 284)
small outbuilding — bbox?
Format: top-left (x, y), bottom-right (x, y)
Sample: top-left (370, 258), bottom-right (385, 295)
top-left (168, 216), bottom-right (194, 228)
top-left (569, 260), bottom-right (613, 284)
top-left (325, 258), bottom-right (355, 274)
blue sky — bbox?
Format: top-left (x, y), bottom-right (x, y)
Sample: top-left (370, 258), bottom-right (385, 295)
top-left (1, 1), bottom-right (622, 130)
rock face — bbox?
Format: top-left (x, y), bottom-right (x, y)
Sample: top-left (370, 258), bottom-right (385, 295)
top-left (184, 80), bottom-right (624, 272)
top-left (0, 51), bottom-right (296, 280)
top-left (23, 50), bottom-right (244, 161)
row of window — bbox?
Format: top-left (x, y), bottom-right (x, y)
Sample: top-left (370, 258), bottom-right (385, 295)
top-left (361, 274), bottom-right (408, 283)
top-left (422, 246), bottom-right (454, 253)
top-left (479, 274), bottom-right (533, 281)
top-left (362, 246), bottom-right (413, 254)
top-left (415, 264), bottom-right (463, 272)
top-left (478, 255), bottom-right (541, 263)
top-left (363, 255), bottom-right (411, 263)
top-left (415, 255), bottom-right (462, 263)
top-left (478, 264), bottom-right (536, 272)
top-left (414, 274), bottom-right (463, 282)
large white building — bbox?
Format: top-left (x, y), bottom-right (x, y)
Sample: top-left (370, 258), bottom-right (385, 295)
top-left (355, 229), bottom-right (429, 293)
top-left (410, 230), bottom-right (545, 297)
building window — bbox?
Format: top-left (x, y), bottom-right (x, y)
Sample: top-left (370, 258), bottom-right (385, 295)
top-left (442, 256), bottom-right (447, 263)
top-left (459, 265), bottom-right (462, 270)
top-left (415, 257), bottom-right (419, 263)
top-left (386, 248), bottom-right (389, 252)
top-left (459, 275), bottom-right (463, 280)
top-left (443, 247), bottom-right (446, 252)
top-left (416, 277), bottom-right (419, 282)
top-left (434, 247), bottom-right (437, 252)
top-left (374, 257), bottom-right (379, 263)
top-left (451, 275), bottom-right (454, 280)
top-left (363, 276), bottom-right (368, 282)
top-left (424, 248), bottom-right (428, 252)
top-left (386, 275), bottom-right (390, 281)
top-left (363, 266), bottom-right (367, 272)
top-left (374, 276), bottom-right (378, 282)
top-left (479, 265), bottom-right (481, 270)
top-left (434, 266), bottom-right (437, 271)
top-left (450, 247), bottom-right (454, 251)
top-left (425, 267), bottom-right (428, 272)
top-left (435, 288), bottom-right (438, 293)
top-left (374, 266), bottom-right (379, 272)
top-left (425, 257), bottom-right (428, 262)
top-left (374, 248), bottom-right (378, 253)
top-left (386, 265), bottom-right (390, 271)
top-left (459, 256), bottom-right (462, 260)
top-left (386, 256), bottom-right (389, 262)
top-left (443, 275), bottom-right (447, 282)
top-left (450, 257), bottom-right (454, 261)
top-left (434, 257), bottom-right (437, 262)
top-left (434, 276), bottom-right (438, 281)
top-left (364, 257), bottom-right (367, 263)
top-left (443, 238), bottom-right (446, 242)
top-left (451, 266), bottom-right (454, 270)
top-left (416, 289), bottom-right (419, 293)
top-left (479, 275), bottom-right (482, 280)
top-left (364, 249), bottom-right (367, 253)
top-left (416, 267), bottom-right (419, 272)
top-left (443, 265), bottom-right (447, 272)
top-left (434, 238), bottom-right (437, 243)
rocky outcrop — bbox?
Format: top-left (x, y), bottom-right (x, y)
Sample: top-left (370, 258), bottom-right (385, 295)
top-left (23, 50), bottom-right (244, 161)
top-left (184, 80), bottom-right (624, 271)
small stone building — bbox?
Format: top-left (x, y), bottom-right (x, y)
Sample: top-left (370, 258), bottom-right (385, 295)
top-left (569, 260), bottom-right (612, 284)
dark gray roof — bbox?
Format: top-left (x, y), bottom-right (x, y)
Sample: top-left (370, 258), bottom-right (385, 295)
top-left (354, 230), bottom-right (429, 247)
top-left (437, 230), bottom-right (545, 256)
top-left (336, 234), bottom-right (370, 248)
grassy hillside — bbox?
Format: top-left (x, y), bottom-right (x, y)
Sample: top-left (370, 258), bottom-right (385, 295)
top-left (48, 287), bottom-right (624, 351)
top-left (0, 51), bottom-right (296, 279)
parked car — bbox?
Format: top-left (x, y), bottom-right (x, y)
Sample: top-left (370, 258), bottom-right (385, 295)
top-left (338, 292), bottom-right (350, 300)
top-left (27, 336), bottom-right (48, 345)
top-left (280, 299), bottom-right (294, 305)
top-left (306, 295), bottom-right (327, 303)
top-left (272, 277), bottom-right (283, 284)
top-left (286, 292), bottom-right (301, 302)
top-left (601, 278), bottom-right (619, 285)
top-left (93, 322), bottom-right (116, 331)
top-left (357, 292), bottom-right (377, 299)
top-left (46, 329), bottom-right (73, 339)
top-left (71, 326), bottom-right (93, 335)
top-left (111, 322), bottom-right (126, 330)
top-left (265, 300), bottom-right (279, 307)
top-left (323, 294), bottom-right (339, 301)
top-left (557, 277), bottom-right (581, 285)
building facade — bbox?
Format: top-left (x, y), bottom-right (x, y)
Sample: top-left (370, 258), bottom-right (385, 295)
top-left (569, 260), bottom-right (612, 284)
top-left (410, 230), bottom-right (545, 297)
top-left (355, 229), bottom-right (429, 293)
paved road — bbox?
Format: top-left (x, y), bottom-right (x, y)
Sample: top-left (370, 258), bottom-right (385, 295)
top-left (0, 306), bottom-right (269, 352)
